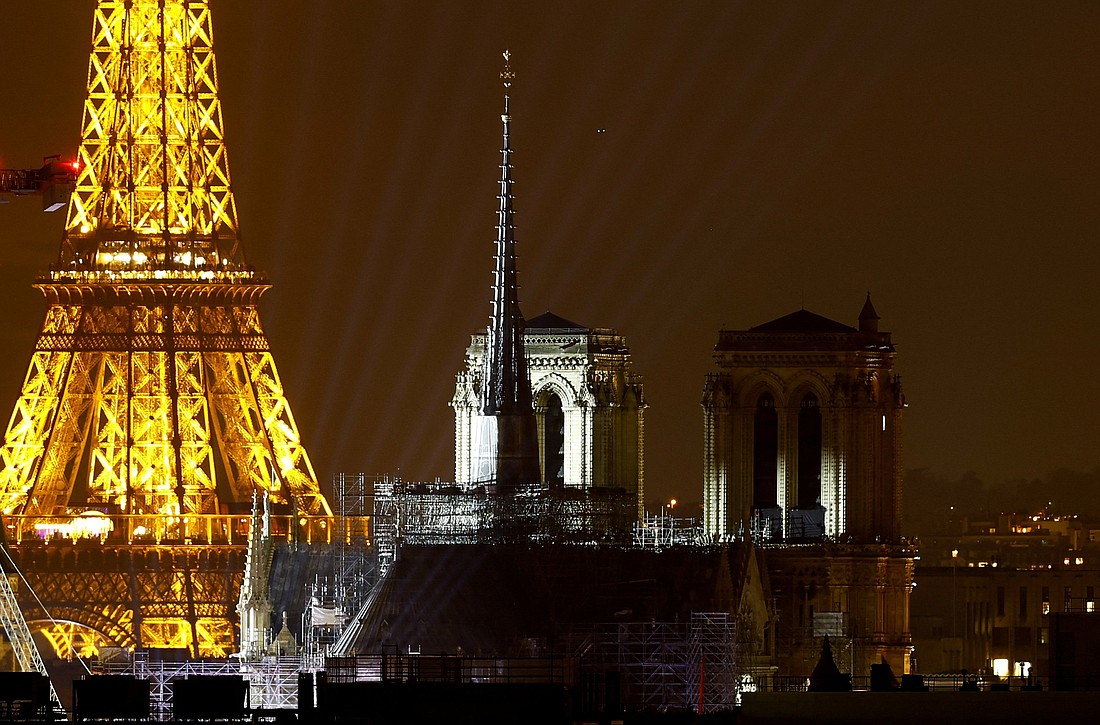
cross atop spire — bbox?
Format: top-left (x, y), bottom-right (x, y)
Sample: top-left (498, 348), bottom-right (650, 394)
top-left (501, 49), bottom-right (515, 88)
top-left (480, 51), bottom-right (532, 417)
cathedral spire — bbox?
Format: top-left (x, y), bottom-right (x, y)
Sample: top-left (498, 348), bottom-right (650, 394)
top-left (481, 50), bottom-right (532, 417)
top-left (468, 52), bottom-right (541, 495)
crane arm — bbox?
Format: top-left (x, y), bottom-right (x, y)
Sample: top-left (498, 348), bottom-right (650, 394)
top-left (0, 156), bottom-right (80, 212)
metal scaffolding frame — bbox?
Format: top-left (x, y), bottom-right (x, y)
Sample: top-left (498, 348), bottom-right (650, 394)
top-left (370, 477), bottom-right (636, 566)
top-left (579, 612), bottom-right (742, 714)
top-left (689, 612), bottom-right (740, 712)
top-left (301, 575), bottom-right (346, 671)
top-left (609, 621), bottom-right (693, 711)
top-left (333, 473), bottom-right (372, 615)
top-left (96, 653), bottom-right (301, 716)
top-left (239, 658), bottom-right (302, 710)
top-left (634, 511), bottom-right (703, 548)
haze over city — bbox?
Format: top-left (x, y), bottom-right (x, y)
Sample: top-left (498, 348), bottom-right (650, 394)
top-left (1, 1), bottom-right (1097, 511)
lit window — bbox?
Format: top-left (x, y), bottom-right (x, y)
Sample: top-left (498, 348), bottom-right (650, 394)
top-left (993, 658), bottom-right (1010, 677)
top-left (1088, 601), bottom-right (1096, 613)
top-left (1042, 602), bottom-right (1051, 615)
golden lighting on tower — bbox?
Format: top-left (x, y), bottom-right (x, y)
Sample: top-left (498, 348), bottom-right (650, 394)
top-left (0, 1), bottom-right (331, 659)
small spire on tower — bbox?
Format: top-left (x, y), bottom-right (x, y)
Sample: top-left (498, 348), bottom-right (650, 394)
top-left (859, 292), bottom-right (880, 333)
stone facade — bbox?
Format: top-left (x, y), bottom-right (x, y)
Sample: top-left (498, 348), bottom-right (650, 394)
top-left (702, 298), bottom-right (913, 677)
top-left (702, 299), bottom-right (905, 543)
top-left (453, 311), bottom-right (645, 518)
top-left (768, 544), bottom-right (915, 677)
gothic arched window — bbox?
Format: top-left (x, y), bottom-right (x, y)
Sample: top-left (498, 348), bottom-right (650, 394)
top-left (544, 392), bottom-right (565, 487)
top-left (797, 393), bottom-right (822, 508)
top-left (753, 392), bottom-right (778, 508)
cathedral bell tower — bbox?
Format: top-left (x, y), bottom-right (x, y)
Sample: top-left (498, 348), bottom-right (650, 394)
top-left (701, 297), bottom-right (913, 677)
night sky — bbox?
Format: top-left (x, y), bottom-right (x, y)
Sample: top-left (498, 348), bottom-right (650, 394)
top-left (1, 1), bottom-right (1097, 513)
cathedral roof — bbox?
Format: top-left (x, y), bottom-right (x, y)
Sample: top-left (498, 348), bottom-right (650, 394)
top-left (716, 301), bottom-right (895, 353)
top-left (525, 310), bottom-right (588, 331)
top-left (346, 542), bottom-right (761, 656)
top-left (749, 309), bottom-right (857, 333)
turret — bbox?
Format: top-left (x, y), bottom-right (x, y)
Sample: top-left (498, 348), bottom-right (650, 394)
top-left (858, 292), bottom-right (880, 333)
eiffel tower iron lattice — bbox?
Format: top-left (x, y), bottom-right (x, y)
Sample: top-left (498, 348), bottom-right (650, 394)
top-left (0, 1), bottom-right (332, 658)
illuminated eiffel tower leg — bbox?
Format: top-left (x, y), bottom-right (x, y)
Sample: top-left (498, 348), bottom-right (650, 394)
top-left (0, 1), bottom-right (331, 658)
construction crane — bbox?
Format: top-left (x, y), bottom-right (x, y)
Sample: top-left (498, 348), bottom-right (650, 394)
top-left (0, 156), bottom-right (80, 212)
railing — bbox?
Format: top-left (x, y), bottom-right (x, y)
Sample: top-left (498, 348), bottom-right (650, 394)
top-left (323, 654), bottom-right (579, 686)
top-left (4, 513), bottom-right (370, 547)
top-left (749, 673), bottom-right (1064, 692)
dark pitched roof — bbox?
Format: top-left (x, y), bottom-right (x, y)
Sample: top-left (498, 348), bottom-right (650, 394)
top-left (349, 543), bottom-right (754, 656)
top-left (749, 309), bottom-right (857, 333)
top-left (525, 311), bottom-right (588, 331)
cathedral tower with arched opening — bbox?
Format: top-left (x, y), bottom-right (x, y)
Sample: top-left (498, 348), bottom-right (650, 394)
top-left (702, 296), bottom-right (904, 543)
top-left (702, 297), bottom-right (912, 677)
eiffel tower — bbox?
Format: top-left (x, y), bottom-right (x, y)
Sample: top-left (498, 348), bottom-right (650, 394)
top-left (0, 1), bottom-right (331, 658)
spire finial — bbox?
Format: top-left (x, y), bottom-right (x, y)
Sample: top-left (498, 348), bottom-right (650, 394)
top-left (501, 50), bottom-right (514, 118)
top-left (501, 49), bottom-right (514, 88)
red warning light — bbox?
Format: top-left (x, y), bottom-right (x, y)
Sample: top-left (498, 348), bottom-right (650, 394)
top-left (70, 161), bottom-right (82, 172)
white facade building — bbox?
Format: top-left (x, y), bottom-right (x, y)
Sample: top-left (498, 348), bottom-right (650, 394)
top-left (453, 311), bottom-right (646, 518)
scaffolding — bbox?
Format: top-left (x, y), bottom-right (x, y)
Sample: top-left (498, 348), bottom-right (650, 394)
top-left (300, 576), bottom-right (347, 671)
top-left (96, 653), bottom-right (302, 715)
top-left (689, 612), bottom-right (740, 712)
top-left (579, 612), bottom-right (742, 714)
top-left (634, 511), bottom-right (703, 548)
top-left (239, 658), bottom-right (302, 710)
top-left (370, 476), bottom-right (636, 569)
top-left (609, 621), bottom-right (693, 711)
top-left (93, 651), bottom-right (301, 712)
top-left (371, 478), bottom-right (400, 579)
top-left (333, 473), bottom-right (373, 616)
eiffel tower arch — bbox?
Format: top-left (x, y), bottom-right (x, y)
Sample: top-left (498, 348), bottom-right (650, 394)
top-left (0, 1), bottom-right (332, 658)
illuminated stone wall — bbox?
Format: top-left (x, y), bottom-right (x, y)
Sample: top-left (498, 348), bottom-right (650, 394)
top-left (453, 313), bottom-right (645, 518)
top-left (702, 303), bottom-right (904, 543)
top-left (767, 544), bottom-right (915, 678)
